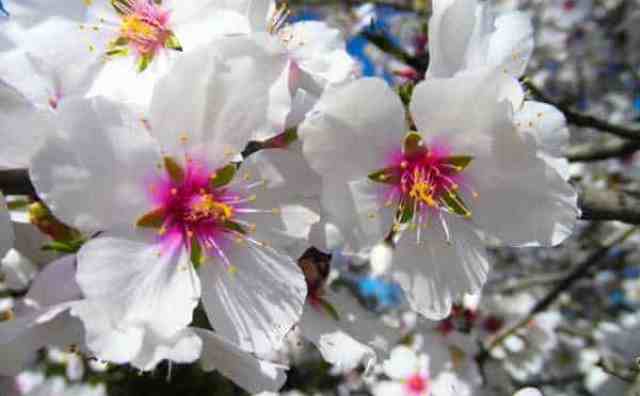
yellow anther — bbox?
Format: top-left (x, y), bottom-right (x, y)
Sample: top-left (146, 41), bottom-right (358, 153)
top-left (121, 15), bottom-right (156, 39)
top-left (227, 265), bottom-right (238, 275)
top-left (271, 208), bottom-right (281, 214)
top-left (158, 226), bottom-right (167, 236)
top-left (186, 194), bottom-right (234, 223)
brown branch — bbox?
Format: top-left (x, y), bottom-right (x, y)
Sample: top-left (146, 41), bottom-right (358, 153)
top-left (579, 187), bottom-right (640, 225)
top-left (568, 140), bottom-right (640, 162)
top-left (524, 81), bottom-right (640, 141)
top-left (476, 226), bottom-right (638, 367)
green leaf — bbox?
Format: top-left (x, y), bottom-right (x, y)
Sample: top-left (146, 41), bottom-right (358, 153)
top-left (137, 53), bottom-right (154, 73)
top-left (442, 155), bottom-right (474, 172)
top-left (165, 32), bottom-right (183, 51)
top-left (163, 156), bottom-right (185, 183)
top-left (367, 166), bottom-right (400, 185)
top-left (317, 298), bottom-right (340, 321)
top-left (190, 236), bottom-right (205, 269)
top-left (209, 164), bottom-right (236, 189)
top-left (440, 189), bottom-right (472, 218)
top-left (136, 208), bottom-right (165, 228)
top-left (403, 131), bottom-right (424, 157)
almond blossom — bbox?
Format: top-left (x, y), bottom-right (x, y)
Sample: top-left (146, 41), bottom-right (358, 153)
top-left (28, 35), bottom-right (308, 369)
top-left (300, 69), bottom-right (578, 319)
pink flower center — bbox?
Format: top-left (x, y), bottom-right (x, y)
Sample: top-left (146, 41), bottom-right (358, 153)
top-left (140, 157), bottom-right (269, 271)
top-left (405, 373), bottom-right (431, 395)
top-left (368, 134), bottom-right (476, 243)
top-left (115, 0), bottom-right (172, 54)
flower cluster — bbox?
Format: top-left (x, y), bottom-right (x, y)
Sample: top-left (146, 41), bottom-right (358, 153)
top-left (0, 0), bottom-right (582, 395)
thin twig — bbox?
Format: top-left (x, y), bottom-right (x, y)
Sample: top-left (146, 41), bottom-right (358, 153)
top-left (524, 81), bottom-right (640, 141)
top-left (477, 226), bottom-right (638, 365)
top-left (568, 140), bottom-right (640, 162)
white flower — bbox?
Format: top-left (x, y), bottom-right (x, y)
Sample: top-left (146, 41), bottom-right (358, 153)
top-left (427, 0), bottom-right (534, 79)
top-left (30, 35), bottom-right (308, 369)
top-left (300, 70), bottom-right (579, 319)
top-left (427, 0), bottom-right (572, 181)
top-left (300, 287), bottom-right (396, 373)
top-left (0, 255), bottom-right (85, 376)
top-left (373, 345), bottom-right (433, 396)
top-left (218, 0), bottom-right (358, 136)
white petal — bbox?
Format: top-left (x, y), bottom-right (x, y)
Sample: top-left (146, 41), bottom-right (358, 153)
top-left (513, 388), bottom-right (542, 396)
top-left (300, 78), bottom-right (406, 183)
top-left (196, 328), bottom-right (287, 394)
top-left (1, 249), bottom-right (36, 291)
top-left (74, 229), bottom-right (201, 362)
top-left (427, 0), bottom-right (477, 78)
top-left (0, 82), bottom-right (51, 169)
top-left (26, 255), bottom-right (81, 308)
top-left (285, 21), bottom-right (356, 88)
top-left (487, 11), bottom-right (534, 76)
top-left (383, 345), bottom-right (418, 380)
top-left (0, 303), bottom-right (84, 376)
top-left (200, 242), bottom-right (306, 354)
top-left (392, 216), bottom-right (489, 319)
top-left (300, 288), bottom-right (396, 371)
top-left (149, 34), bottom-right (289, 157)
top-left (410, 69), bottom-right (512, 156)
top-left (372, 381), bottom-right (407, 396)
top-left (129, 328), bottom-right (202, 371)
top-left (0, 193), bottom-right (13, 261)
top-left (239, 147), bottom-right (322, 258)
top-left (515, 101), bottom-right (568, 158)
top-left (320, 178), bottom-right (394, 252)
top-left (470, 137), bottom-right (579, 247)
top-left (29, 97), bottom-right (162, 234)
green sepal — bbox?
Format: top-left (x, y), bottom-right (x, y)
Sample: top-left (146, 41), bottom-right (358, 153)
top-left (442, 155), bottom-right (474, 172)
top-left (440, 189), bottom-right (472, 218)
top-left (42, 238), bottom-right (86, 254)
top-left (223, 220), bottom-right (247, 235)
top-left (164, 156), bottom-right (185, 183)
top-left (136, 208), bottom-right (166, 228)
top-left (190, 236), bottom-right (205, 269)
top-left (137, 53), bottom-right (154, 73)
top-left (368, 166), bottom-right (400, 185)
top-left (403, 131), bottom-right (424, 156)
top-left (317, 297), bottom-right (340, 321)
top-left (396, 200), bottom-right (414, 224)
top-left (209, 164), bottom-right (236, 189)
top-left (165, 32), bottom-right (183, 51)
top-left (110, 36), bottom-right (129, 48)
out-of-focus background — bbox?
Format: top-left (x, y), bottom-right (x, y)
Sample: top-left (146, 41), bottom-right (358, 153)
top-left (3, 0), bottom-right (640, 395)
